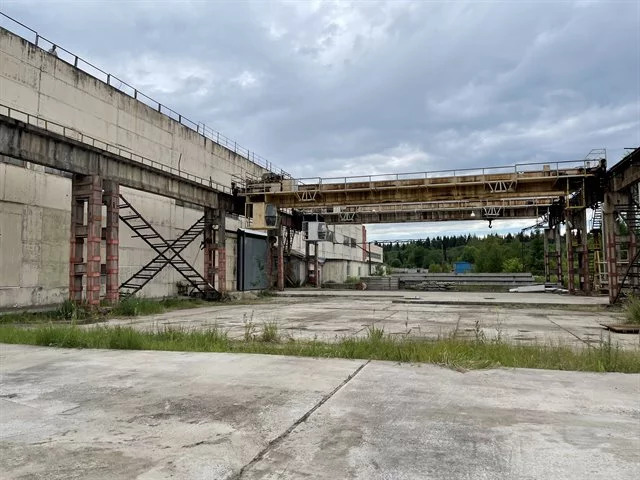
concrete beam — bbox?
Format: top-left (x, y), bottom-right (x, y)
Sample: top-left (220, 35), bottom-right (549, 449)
top-left (608, 148), bottom-right (640, 193)
top-left (0, 115), bottom-right (234, 209)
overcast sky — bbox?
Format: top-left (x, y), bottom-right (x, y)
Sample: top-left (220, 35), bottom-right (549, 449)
top-left (2, 0), bottom-right (638, 239)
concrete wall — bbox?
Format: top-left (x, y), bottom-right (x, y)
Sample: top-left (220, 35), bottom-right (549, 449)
top-left (0, 161), bottom-right (69, 306)
top-left (0, 28), bottom-right (263, 306)
top-left (322, 260), bottom-right (371, 283)
top-left (0, 28), bottom-right (269, 186)
top-left (0, 27), bottom-right (380, 306)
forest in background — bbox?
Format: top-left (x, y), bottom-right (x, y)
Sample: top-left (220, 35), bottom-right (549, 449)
top-left (380, 232), bottom-right (547, 274)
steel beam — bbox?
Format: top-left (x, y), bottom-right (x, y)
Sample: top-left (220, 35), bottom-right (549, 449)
top-left (245, 163), bottom-right (603, 209)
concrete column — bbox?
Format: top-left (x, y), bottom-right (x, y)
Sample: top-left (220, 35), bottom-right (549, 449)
top-left (203, 207), bottom-right (215, 289)
top-left (627, 190), bottom-right (638, 290)
top-left (277, 223), bottom-right (284, 291)
top-left (103, 180), bottom-right (119, 304)
top-left (85, 176), bottom-right (102, 306)
top-left (266, 232), bottom-right (276, 289)
top-left (543, 228), bottom-right (551, 283)
top-left (69, 185), bottom-right (85, 303)
top-left (579, 209), bottom-right (591, 294)
top-left (566, 215), bottom-right (575, 294)
top-left (603, 192), bottom-right (620, 304)
top-left (314, 242), bottom-right (320, 288)
top-left (304, 241), bottom-right (310, 285)
top-left (216, 209), bottom-right (226, 293)
top-left (555, 224), bottom-right (563, 285)
top-left (69, 174), bottom-right (102, 306)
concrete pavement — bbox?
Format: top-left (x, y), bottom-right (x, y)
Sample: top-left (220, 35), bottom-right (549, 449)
top-left (1, 344), bottom-right (639, 479)
top-left (102, 295), bottom-right (639, 350)
top-left (276, 289), bottom-right (610, 306)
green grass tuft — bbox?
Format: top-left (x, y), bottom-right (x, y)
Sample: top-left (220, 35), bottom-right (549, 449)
top-left (261, 322), bottom-right (280, 342)
top-left (623, 296), bottom-right (640, 325)
top-left (0, 296), bottom-right (209, 325)
top-left (0, 324), bottom-right (638, 373)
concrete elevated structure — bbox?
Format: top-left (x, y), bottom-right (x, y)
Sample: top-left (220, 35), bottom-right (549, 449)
top-left (0, 24), bottom-right (379, 307)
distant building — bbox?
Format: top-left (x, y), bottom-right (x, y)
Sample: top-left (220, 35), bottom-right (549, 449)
top-left (453, 261), bottom-right (473, 274)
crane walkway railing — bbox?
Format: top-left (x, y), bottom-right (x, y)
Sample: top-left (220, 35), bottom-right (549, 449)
top-left (244, 158), bottom-right (605, 195)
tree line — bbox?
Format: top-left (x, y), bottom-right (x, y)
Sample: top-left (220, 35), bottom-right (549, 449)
top-left (380, 232), bottom-right (545, 274)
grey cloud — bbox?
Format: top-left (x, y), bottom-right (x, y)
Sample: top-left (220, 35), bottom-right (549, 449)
top-left (1, 0), bottom-right (638, 237)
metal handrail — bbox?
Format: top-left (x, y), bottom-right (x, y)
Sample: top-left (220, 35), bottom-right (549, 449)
top-left (291, 158), bottom-right (601, 186)
top-left (0, 12), bottom-right (290, 179)
top-left (0, 104), bottom-right (233, 195)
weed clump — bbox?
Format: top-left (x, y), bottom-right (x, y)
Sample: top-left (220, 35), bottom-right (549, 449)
top-left (623, 296), bottom-right (640, 325)
top-left (0, 324), bottom-right (638, 373)
top-left (261, 322), bottom-right (279, 342)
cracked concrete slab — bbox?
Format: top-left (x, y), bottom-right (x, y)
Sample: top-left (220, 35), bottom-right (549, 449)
top-left (100, 295), bottom-right (639, 350)
top-left (241, 363), bottom-right (640, 480)
top-left (0, 344), bottom-right (364, 480)
top-left (1, 345), bottom-right (638, 479)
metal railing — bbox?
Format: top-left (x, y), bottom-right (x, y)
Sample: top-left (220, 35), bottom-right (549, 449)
top-left (244, 156), bottom-right (605, 194)
top-left (293, 159), bottom-right (603, 187)
top-left (0, 104), bottom-right (233, 195)
top-left (0, 12), bottom-right (290, 179)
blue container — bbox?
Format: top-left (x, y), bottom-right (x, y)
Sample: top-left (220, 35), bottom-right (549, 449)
top-left (453, 261), bottom-right (472, 274)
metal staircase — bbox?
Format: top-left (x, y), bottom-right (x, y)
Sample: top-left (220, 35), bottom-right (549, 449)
top-left (613, 200), bottom-right (640, 302)
top-left (590, 202), bottom-right (607, 291)
top-left (118, 195), bottom-right (219, 299)
top-left (591, 202), bottom-right (603, 231)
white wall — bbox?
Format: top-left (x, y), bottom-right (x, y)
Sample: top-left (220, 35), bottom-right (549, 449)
top-left (0, 27), bottom-right (380, 305)
top-left (0, 28), bottom-right (266, 306)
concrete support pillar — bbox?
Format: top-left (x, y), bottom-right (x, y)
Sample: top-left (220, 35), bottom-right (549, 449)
top-left (103, 180), bottom-right (119, 304)
top-left (304, 241), bottom-right (310, 285)
top-left (627, 189), bottom-right (638, 290)
top-left (69, 174), bottom-right (102, 306)
top-left (204, 207), bottom-right (215, 290)
top-left (566, 215), bottom-right (575, 294)
top-left (314, 242), bottom-right (320, 288)
top-left (579, 209), bottom-right (591, 294)
top-left (204, 208), bottom-right (226, 293)
top-left (266, 232), bottom-right (276, 289)
top-left (69, 186), bottom-right (85, 303)
top-left (555, 224), bottom-right (563, 285)
top-left (629, 229), bottom-right (637, 289)
top-left (543, 228), bottom-right (551, 283)
top-left (603, 192), bottom-right (620, 304)
top-left (277, 223), bottom-right (284, 291)
top-left (216, 209), bottom-right (226, 293)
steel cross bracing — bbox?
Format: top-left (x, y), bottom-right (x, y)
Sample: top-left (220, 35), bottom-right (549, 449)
top-left (118, 195), bottom-right (219, 299)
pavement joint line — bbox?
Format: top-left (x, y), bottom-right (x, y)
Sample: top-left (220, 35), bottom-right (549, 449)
top-left (545, 315), bottom-right (590, 347)
top-left (232, 360), bottom-right (370, 479)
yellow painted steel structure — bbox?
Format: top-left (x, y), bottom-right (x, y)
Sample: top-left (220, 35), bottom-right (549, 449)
top-left (243, 160), bottom-right (605, 210)
top-left (298, 197), bottom-right (560, 224)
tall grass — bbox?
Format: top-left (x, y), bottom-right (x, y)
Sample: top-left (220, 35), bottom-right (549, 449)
top-left (0, 297), bottom-right (208, 325)
top-left (0, 324), bottom-right (638, 373)
top-left (623, 296), bottom-right (640, 325)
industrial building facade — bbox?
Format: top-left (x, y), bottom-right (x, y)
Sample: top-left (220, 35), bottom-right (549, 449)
top-left (0, 26), bottom-right (382, 308)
